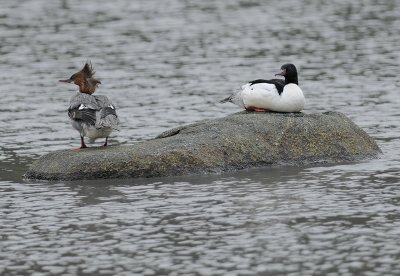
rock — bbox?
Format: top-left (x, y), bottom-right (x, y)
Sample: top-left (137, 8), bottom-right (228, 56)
top-left (24, 111), bottom-right (382, 180)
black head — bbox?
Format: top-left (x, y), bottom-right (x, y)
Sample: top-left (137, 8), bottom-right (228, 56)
top-left (275, 63), bottom-right (298, 85)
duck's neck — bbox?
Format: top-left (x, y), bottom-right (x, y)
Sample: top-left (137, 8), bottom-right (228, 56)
top-left (285, 76), bottom-right (298, 85)
top-left (78, 80), bottom-right (96, 94)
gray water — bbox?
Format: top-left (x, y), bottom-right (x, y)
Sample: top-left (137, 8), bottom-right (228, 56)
top-left (1, 0), bottom-right (400, 275)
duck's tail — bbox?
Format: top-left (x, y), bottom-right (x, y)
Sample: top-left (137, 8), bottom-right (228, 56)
top-left (220, 95), bottom-right (233, 103)
top-left (220, 86), bottom-right (245, 108)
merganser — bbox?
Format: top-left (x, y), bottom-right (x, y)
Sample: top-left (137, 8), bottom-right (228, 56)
top-left (59, 62), bottom-right (119, 149)
top-left (221, 63), bottom-right (305, 112)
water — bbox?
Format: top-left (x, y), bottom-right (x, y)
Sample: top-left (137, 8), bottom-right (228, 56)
top-left (1, 0), bottom-right (400, 275)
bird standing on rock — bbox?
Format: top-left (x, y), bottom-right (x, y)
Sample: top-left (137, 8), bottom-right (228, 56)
top-left (59, 62), bottom-right (119, 149)
top-left (221, 63), bottom-right (305, 112)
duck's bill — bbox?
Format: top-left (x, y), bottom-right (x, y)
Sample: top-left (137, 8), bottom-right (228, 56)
top-left (59, 79), bottom-right (72, 83)
top-left (275, 69), bottom-right (286, 76)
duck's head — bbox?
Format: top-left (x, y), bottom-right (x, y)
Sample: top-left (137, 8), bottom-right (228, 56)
top-left (59, 62), bottom-right (101, 94)
top-left (275, 63), bottom-right (298, 85)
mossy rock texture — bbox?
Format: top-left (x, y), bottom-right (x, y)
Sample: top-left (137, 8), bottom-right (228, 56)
top-left (25, 111), bottom-right (382, 180)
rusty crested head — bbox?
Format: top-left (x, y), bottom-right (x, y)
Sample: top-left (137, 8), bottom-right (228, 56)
top-left (59, 61), bottom-right (101, 94)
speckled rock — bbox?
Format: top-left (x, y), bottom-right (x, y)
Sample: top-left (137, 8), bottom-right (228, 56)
top-left (25, 111), bottom-right (382, 180)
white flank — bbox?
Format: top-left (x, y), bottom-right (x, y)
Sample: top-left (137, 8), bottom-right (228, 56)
top-left (240, 83), bottom-right (305, 112)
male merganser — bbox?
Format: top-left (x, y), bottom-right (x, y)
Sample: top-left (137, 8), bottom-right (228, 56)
top-left (59, 62), bottom-right (119, 149)
top-left (221, 63), bottom-right (305, 112)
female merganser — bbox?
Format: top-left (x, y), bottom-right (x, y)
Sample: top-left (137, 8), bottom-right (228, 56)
top-left (59, 62), bottom-right (119, 149)
top-left (221, 63), bottom-right (305, 112)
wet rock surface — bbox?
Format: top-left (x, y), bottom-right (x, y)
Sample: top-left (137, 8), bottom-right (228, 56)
top-left (25, 111), bottom-right (382, 180)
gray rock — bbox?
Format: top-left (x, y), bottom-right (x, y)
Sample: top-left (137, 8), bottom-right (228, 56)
top-left (25, 111), bottom-right (382, 180)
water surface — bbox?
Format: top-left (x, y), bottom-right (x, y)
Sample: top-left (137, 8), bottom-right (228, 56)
top-left (1, 0), bottom-right (400, 275)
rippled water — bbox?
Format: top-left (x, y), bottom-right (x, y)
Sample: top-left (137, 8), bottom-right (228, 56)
top-left (1, 0), bottom-right (400, 275)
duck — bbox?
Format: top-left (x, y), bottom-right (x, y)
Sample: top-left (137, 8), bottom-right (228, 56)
top-left (221, 63), bottom-right (305, 112)
top-left (59, 62), bottom-right (119, 149)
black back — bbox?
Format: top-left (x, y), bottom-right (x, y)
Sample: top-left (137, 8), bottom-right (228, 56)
top-left (249, 78), bottom-right (285, 94)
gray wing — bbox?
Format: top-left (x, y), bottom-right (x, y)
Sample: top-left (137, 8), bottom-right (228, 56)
top-left (95, 104), bottom-right (119, 130)
top-left (68, 105), bottom-right (97, 126)
top-left (93, 95), bottom-right (113, 108)
top-left (69, 93), bottom-right (119, 129)
top-left (69, 92), bottom-right (99, 110)
top-left (93, 95), bottom-right (119, 130)
top-left (68, 93), bottom-right (98, 125)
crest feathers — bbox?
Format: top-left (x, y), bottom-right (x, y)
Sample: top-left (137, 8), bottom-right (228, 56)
top-left (81, 61), bottom-right (95, 78)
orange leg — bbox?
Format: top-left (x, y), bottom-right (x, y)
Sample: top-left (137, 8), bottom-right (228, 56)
top-left (246, 106), bottom-right (270, 112)
top-left (72, 136), bottom-right (87, 151)
top-left (80, 136), bottom-right (88, 149)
